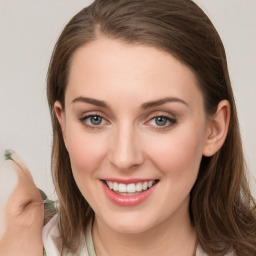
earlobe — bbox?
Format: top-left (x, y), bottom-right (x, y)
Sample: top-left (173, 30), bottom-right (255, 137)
top-left (54, 101), bottom-right (68, 148)
top-left (203, 100), bottom-right (230, 157)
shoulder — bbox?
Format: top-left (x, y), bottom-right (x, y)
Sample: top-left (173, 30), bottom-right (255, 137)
top-left (42, 214), bottom-right (89, 256)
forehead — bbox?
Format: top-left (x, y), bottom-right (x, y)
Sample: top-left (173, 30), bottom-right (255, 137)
top-left (65, 38), bottom-right (203, 109)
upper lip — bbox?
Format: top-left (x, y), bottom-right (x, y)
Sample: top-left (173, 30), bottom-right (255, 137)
top-left (101, 178), bottom-right (159, 184)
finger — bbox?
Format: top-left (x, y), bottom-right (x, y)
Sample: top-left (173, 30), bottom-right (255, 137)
top-left (0, 151), bottom-right (45, 256)
top-left (0, 158), bottom-right (18, 239)
top-left (4, 151), bottom-right (41, 202)
top-left (4, 150), bottom-right (33, 181)
top-left (1, 150), bottom-right (43, 216)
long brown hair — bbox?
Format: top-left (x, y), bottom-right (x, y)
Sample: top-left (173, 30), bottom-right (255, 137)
top-left (47, 0), bottom-right (256, 255)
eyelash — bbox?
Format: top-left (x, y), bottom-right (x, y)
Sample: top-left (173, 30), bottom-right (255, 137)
top-left (79, 114), bottom-right (108, 129)
top-left (147, 115), bottom-right (177, 129)
top-left (79, 114), bottom-right (177, 130)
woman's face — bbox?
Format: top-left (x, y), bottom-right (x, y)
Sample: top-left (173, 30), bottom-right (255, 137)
top-left (56, 38), bottom-right (211, 234)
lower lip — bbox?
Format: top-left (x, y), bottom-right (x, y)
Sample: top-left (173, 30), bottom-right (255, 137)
top-left (101, 181), bottom-right (158, 207)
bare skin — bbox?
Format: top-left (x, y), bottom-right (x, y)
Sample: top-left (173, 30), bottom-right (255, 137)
top-left (55, 38), bottom-right (230, 256)
top-left (0, 39), bottom-right (230, 256)
top-left (0, 154), bottom-right (44, 256)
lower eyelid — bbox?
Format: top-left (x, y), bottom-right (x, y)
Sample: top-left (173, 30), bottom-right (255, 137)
top-left (79, 113), bottom-right (176, 127)
top-left (148, 116), bottom-right (177, 126)
top-left (79, 114), bottom-right (110, 129)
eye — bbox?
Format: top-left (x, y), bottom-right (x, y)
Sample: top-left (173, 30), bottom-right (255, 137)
top-left (80, 115), bottom-right (107, 128)
top-left (89, 115), bottom-right (103, 125)
top-left (148, 115), bottom-right (176, 128)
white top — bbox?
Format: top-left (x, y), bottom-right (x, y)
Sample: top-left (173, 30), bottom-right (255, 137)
top-left (43, 215), bottom-right (89, 256)
top-left (43, 215), bottom-right (234, 256)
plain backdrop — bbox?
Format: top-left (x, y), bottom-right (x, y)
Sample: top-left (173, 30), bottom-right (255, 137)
top-left (0, 0), bottom-right (255, 201)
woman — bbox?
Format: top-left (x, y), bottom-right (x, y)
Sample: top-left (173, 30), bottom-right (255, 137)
top-left (1, 0), bottom-right (256, 255)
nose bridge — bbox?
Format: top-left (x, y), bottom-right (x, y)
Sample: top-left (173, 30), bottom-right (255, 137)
top-left (109, 121), bottom-right (144, 170)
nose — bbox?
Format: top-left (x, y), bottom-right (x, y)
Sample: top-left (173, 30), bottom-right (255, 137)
top-left (108, 123), bottom-right (144, 171)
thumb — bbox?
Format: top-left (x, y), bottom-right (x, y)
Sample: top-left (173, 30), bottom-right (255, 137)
top-left (1, 150), bottom-right (44, 229)
top-left (0, 150), bottom-right (45, 255)
top-left (4, 151), bottom-right (43, 216)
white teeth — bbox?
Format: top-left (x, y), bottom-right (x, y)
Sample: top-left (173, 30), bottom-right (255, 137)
top-left (105, 180), bottom-right (157, 193)
top-left (127, 183), bottom-right (136, 193)
top-left (135, 182), bottom-right (143, 192)
top-left (119, 183), bottom-right (126, 193)
top-left (106, 181), bottom-right (113, 189)
top-left (113, 182), bottom-right (118, 191)
top-left (142, 181), bottom-right (148, 190)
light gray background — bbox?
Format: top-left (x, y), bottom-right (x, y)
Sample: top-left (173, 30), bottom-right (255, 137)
top-left (0, 0), bottom-right (255, 200)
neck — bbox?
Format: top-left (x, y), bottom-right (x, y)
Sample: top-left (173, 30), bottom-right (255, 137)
top-left (92, 199), bottom-right (197, 256)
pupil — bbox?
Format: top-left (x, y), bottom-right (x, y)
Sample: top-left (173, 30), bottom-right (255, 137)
top-left (91, 116), bottom-right (102, 125)
top-left (156, 117), bottom-right (167, 126)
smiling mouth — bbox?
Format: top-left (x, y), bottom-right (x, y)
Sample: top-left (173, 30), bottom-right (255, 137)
top-left (102, 180), bottom-right (159, 195)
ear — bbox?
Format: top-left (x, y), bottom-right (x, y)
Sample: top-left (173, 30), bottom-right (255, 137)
top-left (54, 101), bottom-right (68, 149)
top-left (203, 100), bottom-right (230, 157)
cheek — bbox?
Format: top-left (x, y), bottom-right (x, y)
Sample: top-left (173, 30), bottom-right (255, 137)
top-left (65, 125), bottom-right (108, 175)
top-left (146, 125), bottom-right (205, 178)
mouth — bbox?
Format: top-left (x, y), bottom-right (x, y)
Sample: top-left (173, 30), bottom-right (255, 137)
top-left (102, 179), bottom-right (159, 196)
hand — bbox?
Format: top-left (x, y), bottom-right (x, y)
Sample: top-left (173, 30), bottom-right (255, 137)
top-left (0, 151), bottom-right (44, 256)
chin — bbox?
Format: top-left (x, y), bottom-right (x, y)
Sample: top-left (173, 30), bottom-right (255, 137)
top-left (111, 222), bottom-right (152, 234)
top-left (101, 212), bottom-right (158, 234)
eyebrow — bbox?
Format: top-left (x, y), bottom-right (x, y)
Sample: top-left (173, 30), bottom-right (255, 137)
top-left (141, 97), bottom-right (188, 109)
top-left (71, 97), bottom-right (108, 108)
top-left (71, 96), bottom-right (188, 109)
